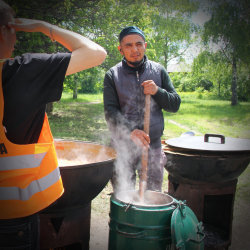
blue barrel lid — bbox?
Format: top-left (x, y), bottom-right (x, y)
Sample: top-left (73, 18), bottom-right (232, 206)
top-left (171, 201), bottom-right (205, 250)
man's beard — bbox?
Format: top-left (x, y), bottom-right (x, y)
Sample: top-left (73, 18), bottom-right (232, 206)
top-left (126, 58), bottom-right (143, 67)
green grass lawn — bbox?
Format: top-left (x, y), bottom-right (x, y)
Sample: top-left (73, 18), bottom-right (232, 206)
top-left (49, 92), bottom-right (110, 144)
top-left (163, 94), bottom-right (250, 140)
top-left (49, 92), bottom-right (250, 142)
top-left (48, 92), bottom-right (250, 205)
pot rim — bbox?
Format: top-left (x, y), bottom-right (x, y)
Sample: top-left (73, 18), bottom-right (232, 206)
top-left (54, 139), bottom-right (116, 169)
top-left (113, 190), bottom-right (176, 208)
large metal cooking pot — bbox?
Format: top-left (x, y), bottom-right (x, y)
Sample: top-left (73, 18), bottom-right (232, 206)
top-left (41, 139), bottom-right (116, 213)
top-left (163, 134), bottom-right (250, 182)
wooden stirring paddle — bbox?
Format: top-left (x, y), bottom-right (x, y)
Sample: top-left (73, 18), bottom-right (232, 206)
top-left (139, 94), bottom-right (151, 201)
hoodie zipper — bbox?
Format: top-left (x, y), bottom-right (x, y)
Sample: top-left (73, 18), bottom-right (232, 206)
top-left (136, 71), bottom-right (139, 82)
top-left (136, 70), bottom-right (144, 124)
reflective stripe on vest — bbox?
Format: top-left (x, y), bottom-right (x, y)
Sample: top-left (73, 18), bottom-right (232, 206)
top-left (0, 167), bottom-right (60, 201)
top-left (0, 59), bottom-right (64, 219)
top-left (0, 153), bottom-right (46, 170)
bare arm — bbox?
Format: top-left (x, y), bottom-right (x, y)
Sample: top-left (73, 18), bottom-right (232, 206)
top-left (7, 18), bottom-right (107, 76)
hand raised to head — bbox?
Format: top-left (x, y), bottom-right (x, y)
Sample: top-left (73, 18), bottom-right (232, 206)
top-left (7, 18), bottom-right (44, 33)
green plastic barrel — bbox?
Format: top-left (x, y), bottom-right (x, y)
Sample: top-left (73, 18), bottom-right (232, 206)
top-left (108, 190), bottom-right (176, 250)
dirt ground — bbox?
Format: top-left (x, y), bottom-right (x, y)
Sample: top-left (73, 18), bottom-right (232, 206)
top-left (90, 211), bottom-right (250, 250)
top-left (89, 169), bottom-right (250, 250)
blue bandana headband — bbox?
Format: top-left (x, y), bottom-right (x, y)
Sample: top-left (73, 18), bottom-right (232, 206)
top-left (119, 26), bottom-right (145, 42)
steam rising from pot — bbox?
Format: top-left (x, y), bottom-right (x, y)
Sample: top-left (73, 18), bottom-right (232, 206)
top-left (106, 112), bottom-right (146, 194)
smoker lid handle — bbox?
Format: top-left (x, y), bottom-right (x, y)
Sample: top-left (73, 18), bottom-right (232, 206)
top-left (204, 133), bottom-right (225, 144)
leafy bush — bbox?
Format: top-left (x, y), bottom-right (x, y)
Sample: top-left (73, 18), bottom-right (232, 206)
top-left (170, 72), bottom-right (197, 92)
top-left (170, 60), bottom-right (250, 102)
top-left (199, 79), bottom-right (213, 91)
top-left (64, 67), bottom-right (105, 95)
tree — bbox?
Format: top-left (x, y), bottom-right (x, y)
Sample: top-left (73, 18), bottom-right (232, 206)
top-left (203, 0), bottom-right (250, 105)
top-left (6, 0), bottom-right (108, 99)
top-left (7, 0), bottom-right (211, 99)
top-left (148, 0), bottom-right (200, 68)
top-left (7, 0), bottom-right (156, 98)
top-left (192, 50), bottom-right (232, 98)
top-left (6, 0), bottom-right (101, 55)
top-left (85, 0), bottom-right (156, 70)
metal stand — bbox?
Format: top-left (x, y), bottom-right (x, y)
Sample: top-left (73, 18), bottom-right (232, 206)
top-left (168, 175), bottom-right (237, 250)
top-left (39, 202), bottom-right (91, 250)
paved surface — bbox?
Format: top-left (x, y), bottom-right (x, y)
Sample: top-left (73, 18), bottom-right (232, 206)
top-left (90, 216), bottom-right (109, 250)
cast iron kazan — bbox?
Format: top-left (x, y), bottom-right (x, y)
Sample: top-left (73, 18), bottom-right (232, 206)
top-left (163, 133), bottom-right (250, 182)
top-left (41, 140), bottom-right (116, 214)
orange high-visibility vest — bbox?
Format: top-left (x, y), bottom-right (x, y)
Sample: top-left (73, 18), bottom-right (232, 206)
top-left (0, 59), bottom-right (64, 219)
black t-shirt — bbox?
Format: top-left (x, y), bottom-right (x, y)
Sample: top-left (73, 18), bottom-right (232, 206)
top-left (2, 52), bottom-right (71, 145)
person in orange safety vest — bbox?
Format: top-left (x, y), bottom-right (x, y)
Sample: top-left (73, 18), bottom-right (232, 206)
top-left (0, 0), bottom-right (107, 249)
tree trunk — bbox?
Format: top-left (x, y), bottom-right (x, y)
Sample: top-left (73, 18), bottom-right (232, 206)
top-left (231, 56), bottom-right (238, 106)
top-left (73, 86), bottom-right (77, 99)
top-left (73, 75), bottom-right (78, 99)
top-left (164, 37), bottom-right (168, 69)
top-left (46, 102), bottom-right (53, 113)
top-left (218, 80), bottom-right (220, 98)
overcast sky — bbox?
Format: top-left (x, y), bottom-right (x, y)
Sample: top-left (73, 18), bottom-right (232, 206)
top-left (192, 8), bottom-right (211, 26)
top-left (168, 2), bottom-right (221, 66)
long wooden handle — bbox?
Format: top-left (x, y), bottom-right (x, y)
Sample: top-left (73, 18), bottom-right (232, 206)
top-left (143, 94), bottom-right (151, 135)
top-left (139, 94), bottom-right (151, 199)
top-left (141, 94), bottom-right (151, 181)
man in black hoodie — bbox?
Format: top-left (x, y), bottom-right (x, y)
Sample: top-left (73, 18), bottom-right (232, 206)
top-left (104, 26), bottom-right (181, 193)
